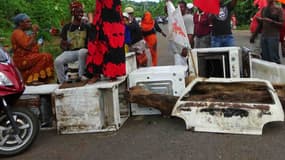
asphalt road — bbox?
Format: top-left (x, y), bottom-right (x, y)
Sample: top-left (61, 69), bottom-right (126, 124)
top-left (4, 25), bottom-right (285, 160)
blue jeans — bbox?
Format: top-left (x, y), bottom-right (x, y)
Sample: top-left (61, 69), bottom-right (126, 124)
top-left (211, 34), bottom-right (235, 47)
top-left (260, 36), bottom-right (280, 64)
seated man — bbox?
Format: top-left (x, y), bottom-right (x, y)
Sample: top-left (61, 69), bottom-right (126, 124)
top-left (55, 2), bottom-right (90, 83)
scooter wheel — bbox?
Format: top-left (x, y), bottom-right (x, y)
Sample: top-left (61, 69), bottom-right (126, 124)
top-left (0, 107), bottom-right (40, 157)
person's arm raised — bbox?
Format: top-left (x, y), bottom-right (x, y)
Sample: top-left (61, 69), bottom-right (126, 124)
top-left (229, 0), bottom-right (238, 9)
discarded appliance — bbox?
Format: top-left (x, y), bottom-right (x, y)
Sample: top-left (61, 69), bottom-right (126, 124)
top-left (128, 65), bottom-right (188, 115)
top-left (13, 52), bottom-right (136, 134)
top-left (172, 78), bottom-right (284, 135)
top-left (125, 52), bottom-right (137, 74)
top-left (251, 58), bottom-right (285, 85)
top-left (189, 47), bottom-right (248, 78)
top-left (54, 78), bottom-right (129, 134)
top-left (20, 84), bottom-right (59, 127)
top-left (64, 52), bottom-right (137, 82)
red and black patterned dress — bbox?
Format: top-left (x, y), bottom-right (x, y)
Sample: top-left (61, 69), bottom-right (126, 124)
top-left (86, 0), bottom-right (126, 79)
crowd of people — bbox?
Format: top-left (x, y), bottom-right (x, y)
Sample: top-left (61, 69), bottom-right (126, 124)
top-left (9, 0), bottom-right (285, 86)
top-left (7, 0), bottom-right (285, 127)
top-left (166, 0), bottom-right (239, 66)
top-left (167, 0), bottom-right (285, 65)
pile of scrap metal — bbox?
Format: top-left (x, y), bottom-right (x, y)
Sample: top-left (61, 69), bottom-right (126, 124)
top-left (127, 47), bottom-right (285, 135)
top-left (172, 78), bottom-right (284, 135)
top-left (127, 78), bottom-right (285, 135)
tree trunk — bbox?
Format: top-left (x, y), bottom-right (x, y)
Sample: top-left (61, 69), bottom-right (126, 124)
top-left (126, 86), bottom-right (178, 116)
top-left (126, 84), bottom-right (285, 116)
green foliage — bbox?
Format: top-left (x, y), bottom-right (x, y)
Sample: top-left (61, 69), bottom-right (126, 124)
top-left (0, 0), bottom-right (94, 36)
top-left (0, 0), bottom-right (29, 28)
top-left (234, 0), bottom-right (258, 27)
top-left (0, 0), bottom-right (260, 49)
top-left (0, 0), bottom-right (94, 53)
top-left (39, 36), bottom-right (62, 58)
top-left (0, 0), bottom-right (259, 31)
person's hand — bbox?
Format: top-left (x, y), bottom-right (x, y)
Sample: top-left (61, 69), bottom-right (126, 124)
top-left (161, 32), bottom-right (167, 37)
top-left (32, 24), bottom-right (39, 33)
top-left (256, 16), bottom-right (262, 20)
top-left (181, 48), bottom-right (188, 57)
top-left (60, 40), bottom-right (72, 50)
top-left (257, 17), bottom-right (273, 23)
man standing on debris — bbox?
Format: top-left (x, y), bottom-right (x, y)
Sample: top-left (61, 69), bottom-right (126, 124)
top-left (250, 0), bottom-right (283, 64)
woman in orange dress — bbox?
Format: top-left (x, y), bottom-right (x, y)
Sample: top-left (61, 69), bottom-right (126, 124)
top-left (141, 11), bottom-right (166, 66)
top-left (11, 13), bottom-right (54, 85)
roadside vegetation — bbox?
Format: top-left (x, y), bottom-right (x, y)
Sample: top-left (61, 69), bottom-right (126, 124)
top-left (0, 0), bottom-right (258, 56)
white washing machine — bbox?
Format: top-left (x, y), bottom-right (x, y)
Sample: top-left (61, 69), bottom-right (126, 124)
top-left (128, 65), bottom-right (188, 115)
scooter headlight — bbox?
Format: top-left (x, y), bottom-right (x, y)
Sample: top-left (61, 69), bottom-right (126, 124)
top-left (0, 72), bottom-right (13, 86)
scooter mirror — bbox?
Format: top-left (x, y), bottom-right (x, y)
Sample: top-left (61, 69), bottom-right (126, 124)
top-left (0, 48), bottom-right (9, 63)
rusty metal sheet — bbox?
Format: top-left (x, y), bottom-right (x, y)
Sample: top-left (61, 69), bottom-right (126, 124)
top-left (172, 78), bottom-right (284, 135)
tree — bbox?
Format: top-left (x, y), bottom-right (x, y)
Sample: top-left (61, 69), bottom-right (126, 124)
top-left (0, 0), bottom-right (259, 39)
top-left (235, 0), bottom-right (258, 26)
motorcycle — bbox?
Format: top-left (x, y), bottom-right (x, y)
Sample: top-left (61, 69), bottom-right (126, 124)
top-left (0, 47), bottom-right (39, 156)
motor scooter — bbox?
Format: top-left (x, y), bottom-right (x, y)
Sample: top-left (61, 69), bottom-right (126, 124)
top-left (0, 47), bottom-right (39, 156)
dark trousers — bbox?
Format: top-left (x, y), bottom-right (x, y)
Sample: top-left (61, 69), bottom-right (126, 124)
top-left (260, 36), bottom-right (280, 64)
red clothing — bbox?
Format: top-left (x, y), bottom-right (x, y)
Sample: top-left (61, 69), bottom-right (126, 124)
top-left (87, 0), bottom-right (126, 79)
top-left (11, 29), bottom-right (54, 84)
top-left (193, 0), bottom-right (219, 15)
top-left (141, 11), bottom-right (158, 66)
top-left (193, 12), bottom-right (211, 37)
top-left (250, 10), bottom-right (262, 33)
top-left (253, 0), bottom-right (267, 9)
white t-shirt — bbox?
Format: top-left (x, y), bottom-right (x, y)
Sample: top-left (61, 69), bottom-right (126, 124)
top-left (183, 14), bottom-right (194, 35)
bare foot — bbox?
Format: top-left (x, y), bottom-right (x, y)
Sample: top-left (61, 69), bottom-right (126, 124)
top-left (88, 76), bottom-right (99, 84)
top-left (109, 77), bottom-right (117, 82)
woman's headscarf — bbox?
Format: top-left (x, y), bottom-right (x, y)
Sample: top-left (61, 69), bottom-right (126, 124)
top-left (141, 11), bottom-right (154, 32)
top-left (12, 13), bottom-right (30, 27)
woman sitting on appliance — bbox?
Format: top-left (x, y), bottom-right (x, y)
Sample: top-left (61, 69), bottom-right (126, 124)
top-left (11, 13), bottom-right (54, 85)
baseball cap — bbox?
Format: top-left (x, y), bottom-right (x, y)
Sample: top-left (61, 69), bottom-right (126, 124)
top-left (124, 7), bottom-right (134, 14)
top-left (187, 3), bottom-right (194, 10)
